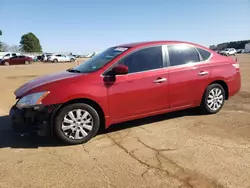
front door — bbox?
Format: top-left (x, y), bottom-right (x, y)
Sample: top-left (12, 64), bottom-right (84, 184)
top-left (106, 46), bottom-right (170, 122)
top-left (166, 44), bottom-right (211, 108)
top-left (8, 56), bottom-right (18, 65)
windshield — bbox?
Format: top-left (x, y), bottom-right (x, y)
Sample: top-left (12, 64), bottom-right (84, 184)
top-left (72, 47), bottom-right (129, 73)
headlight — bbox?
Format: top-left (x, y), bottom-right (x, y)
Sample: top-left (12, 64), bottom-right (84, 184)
top-left (16, 91), bottom-right (50, 109)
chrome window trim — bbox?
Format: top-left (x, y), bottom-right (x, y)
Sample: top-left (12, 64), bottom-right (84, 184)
top-left (165, 43), bottom-right (212, 68)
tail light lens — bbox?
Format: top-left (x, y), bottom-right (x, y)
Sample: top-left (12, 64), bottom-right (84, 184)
top-left (232, 58), bottom-right (240, 70)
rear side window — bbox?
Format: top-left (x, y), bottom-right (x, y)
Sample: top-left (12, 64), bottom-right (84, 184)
top-left (196, 48), bottom-right (211, 61)
top-left (167, 45), bottom-right (200, 66)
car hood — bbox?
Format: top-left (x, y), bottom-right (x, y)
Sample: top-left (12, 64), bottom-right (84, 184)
top-left (15, 71), bottom-right (82, 97)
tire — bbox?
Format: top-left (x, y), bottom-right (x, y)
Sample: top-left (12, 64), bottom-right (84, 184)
top-left (54, 103), bottom-right (100, 145)
top-left (25, 61), bottom-right (29, 65)
top-left (4, 62), bottom-right (9, 66)
top-left (70, 58), bottom-right (74, 62)
top-left (200, 83), bottom-right (225, 114)
top-left (53, 59), bottom-right (58, 63)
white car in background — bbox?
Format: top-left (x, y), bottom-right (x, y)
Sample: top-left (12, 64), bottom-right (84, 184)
top-left (0, 52), bottom-right (22, 60)
top-left (48, 54), bottom-right (76, 63)
top-left (220, 48), bottom-right (237, 56)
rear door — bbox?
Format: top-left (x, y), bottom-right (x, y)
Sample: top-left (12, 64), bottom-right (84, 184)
top-left (17, 56), bottom-right (26, 64)
top-left (106, 45), bottom-right (170, 121)
top-left (166, 44), bottom-right (211, 108)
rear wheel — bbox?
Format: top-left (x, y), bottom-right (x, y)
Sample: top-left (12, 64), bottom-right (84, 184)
top-left (25, 61), bottom-right (29, 65)
top-left (200, 83), bottom-right (225, 114)
top-left (4, 62), bottom-right (9, 66)
top-left (70, 58), bottom-right (74, 62)
top-left (54, 103), bottom-right (100, 145)
top-left (53, 59), bottom-right (58, 63)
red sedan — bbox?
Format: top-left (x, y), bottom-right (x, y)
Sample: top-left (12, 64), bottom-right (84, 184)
top-left (1, 55), bottom-right (33, 65)
top-left (10, 41), bottom-right (241, 144)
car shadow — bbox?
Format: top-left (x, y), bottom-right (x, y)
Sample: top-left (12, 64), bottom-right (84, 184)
top-left (0, 108), bottom-right (202, 149)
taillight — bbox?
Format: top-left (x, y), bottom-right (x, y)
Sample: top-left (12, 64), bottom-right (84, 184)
top-left (232, 58), bottom-right (240, 70)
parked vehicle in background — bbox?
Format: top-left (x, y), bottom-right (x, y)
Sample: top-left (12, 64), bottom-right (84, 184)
top-left (245, 43), bottom-right (250, 53)
top-left (84, 52), bottom-right (101, 58)
top-left (0, 52), bottom-right (22, 61)
top-left (68, 55), bottom-right (77, 61)
top-left (41, 53), bottom-right (53, 62)
top-left (10, 41), bottom-right (241, 144)
top-left (236, 49), bottom-right (245, 53)
top-left (48, 54), bottom-right (76, 63)
top-left (35, 55), bottom-right (43, 61)
top-left (219, 48), bottom-right (237, 56)
top-left (1, 55), bottom-right (33, 65)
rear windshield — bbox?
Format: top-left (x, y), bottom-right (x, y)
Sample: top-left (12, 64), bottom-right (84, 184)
top-left (73, 47), bottom-right (129, 73)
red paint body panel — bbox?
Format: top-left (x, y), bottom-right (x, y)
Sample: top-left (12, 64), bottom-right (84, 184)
top-left (107, 68), bottom-right (169, 122)
top-left (14, 41), bottom-right (241, 129)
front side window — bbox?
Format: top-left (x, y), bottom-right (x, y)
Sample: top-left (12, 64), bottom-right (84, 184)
top-left (56, 54), bottom-right (61, 57)
top-left (72, 47), bottom-right (129, 73)
top-left (168, 45), bottom-right (200, 66)
top-left (118, 46), bottom-right (163, 73)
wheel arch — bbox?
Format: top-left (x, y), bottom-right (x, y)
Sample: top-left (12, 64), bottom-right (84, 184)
top-left (50, 98), bottom-right (106, 135)
top-left (205, 80), bottom-right (229, 100)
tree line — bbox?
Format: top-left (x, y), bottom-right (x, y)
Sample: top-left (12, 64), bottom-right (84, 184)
top-left (0, 30), bottom-right (42, 53)
top-left (209, 40), bottom-right (250, 51)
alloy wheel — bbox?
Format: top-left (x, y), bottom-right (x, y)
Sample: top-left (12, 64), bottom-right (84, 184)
top-left (61, 109), bottom-right (93, 140)
top-left (207, 88), bottom-right (224, 111)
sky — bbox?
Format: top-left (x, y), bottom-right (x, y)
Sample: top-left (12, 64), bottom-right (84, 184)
top-left (0, 0), bottom-right (250, 54)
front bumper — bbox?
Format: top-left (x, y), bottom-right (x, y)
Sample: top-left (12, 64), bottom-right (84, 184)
top-left (9, 104), bottom-right (59, 136)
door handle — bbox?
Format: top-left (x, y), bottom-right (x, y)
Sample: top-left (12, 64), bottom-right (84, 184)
top-left (153, 78), bottom-right (167, 83)
top-left (198, 71), bottom-right (209, 76)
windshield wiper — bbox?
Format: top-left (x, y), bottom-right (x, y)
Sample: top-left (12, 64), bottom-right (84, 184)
top-left (66, 68), bottom-right (81, 73)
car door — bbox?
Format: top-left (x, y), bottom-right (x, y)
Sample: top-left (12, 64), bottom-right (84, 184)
top-left (64, 55), bottom-right (70, 62)
top-left (18, 56), bottom-right (26, 64)
top-left (166, 44), bottom-right (211, 109)
top-left (56, 54), bottom-right (62, 61)
top-left (8, 56), bottom-right (18, 65)
top-left (105, 45), bottom-right (170, 121)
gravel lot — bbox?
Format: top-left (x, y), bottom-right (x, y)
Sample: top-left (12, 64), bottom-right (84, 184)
top-left (0, 54), bottom-right (250, 188)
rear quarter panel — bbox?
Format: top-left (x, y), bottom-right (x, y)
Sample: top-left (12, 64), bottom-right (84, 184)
top-left (208, 55), bottom-right (240, 97)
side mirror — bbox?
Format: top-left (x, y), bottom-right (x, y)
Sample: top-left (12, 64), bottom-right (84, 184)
top-left (110, 64), bottom-right (128, 75)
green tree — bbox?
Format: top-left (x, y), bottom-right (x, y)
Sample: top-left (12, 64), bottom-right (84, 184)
top-left (20, 32), bottom-right (42, 52)
top-left (0, 30), bottom-right (2, 52)
top-left (209, 40), bottom-right (250, 51)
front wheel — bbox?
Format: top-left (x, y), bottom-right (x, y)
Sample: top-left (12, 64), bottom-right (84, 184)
top-left (70, 58), bottom-right (74, 62)
top-left (200, 84), bottom-right (225, 114)
top-left (54, 103), bottom-right (100, 145)
top-left (53, 59), bottom-right (58, 63)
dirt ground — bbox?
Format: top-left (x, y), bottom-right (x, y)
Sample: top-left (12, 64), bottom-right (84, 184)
top-left (0, 55), bottom-right (250, 188)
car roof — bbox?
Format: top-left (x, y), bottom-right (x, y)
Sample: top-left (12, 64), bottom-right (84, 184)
top-left (116, 40), bottom-right (209, 49)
